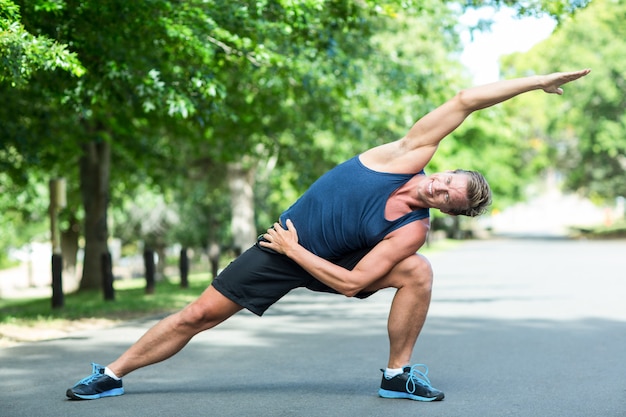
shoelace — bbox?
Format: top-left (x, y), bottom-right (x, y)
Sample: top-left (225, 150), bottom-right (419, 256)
top-left (76, 363), bottom-right (105, 385)
top-left (405, 364), bottom-right (433, 394)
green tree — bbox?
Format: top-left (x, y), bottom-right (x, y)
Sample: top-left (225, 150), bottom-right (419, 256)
top-left (0, 0), bottom-right (84, 86)
top-left (502, 0), bottom-right (626, 201)
top-left (3, 0), bottom-right (231, 290)
top-left (0, 0), bottom-right (594, 297)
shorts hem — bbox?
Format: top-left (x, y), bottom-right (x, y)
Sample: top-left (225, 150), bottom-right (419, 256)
top-left (211, 281), bottom-right (266, 317)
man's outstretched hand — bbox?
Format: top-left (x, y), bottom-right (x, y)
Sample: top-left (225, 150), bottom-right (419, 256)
top-left (541, 69), bottom-right (591, 95)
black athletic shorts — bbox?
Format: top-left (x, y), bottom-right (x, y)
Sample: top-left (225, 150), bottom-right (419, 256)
top-left (212, 239), bottom-right (375, 316)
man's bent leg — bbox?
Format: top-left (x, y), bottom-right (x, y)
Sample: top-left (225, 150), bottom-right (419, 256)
top-left (364, 253), bottom-right (433, 368)
top-left (385, 255), bottom-right (432, 369)
top-left (364, 254), bottom-right (444, 401)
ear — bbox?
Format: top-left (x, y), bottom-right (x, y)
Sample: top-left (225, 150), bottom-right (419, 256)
top-left (440, 208), bottom-right (456, 216)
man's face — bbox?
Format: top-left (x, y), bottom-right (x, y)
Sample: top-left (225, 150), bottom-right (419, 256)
top-left (417, 172), bottom-right (469, 214)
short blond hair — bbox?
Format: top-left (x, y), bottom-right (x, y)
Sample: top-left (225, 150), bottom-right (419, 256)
top-left (448, 169), bottom-right (492, 217)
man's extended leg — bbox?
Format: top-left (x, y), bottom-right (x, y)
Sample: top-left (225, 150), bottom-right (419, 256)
top-left (67, 286), bottom-right (242, 400)
top-left (108, 286), bottom-right (242, 377)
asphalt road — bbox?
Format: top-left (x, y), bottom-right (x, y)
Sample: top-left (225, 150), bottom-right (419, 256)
top-left (1, 237), bottom-right (625, 417)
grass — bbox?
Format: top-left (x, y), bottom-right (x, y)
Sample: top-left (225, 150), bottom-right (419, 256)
top-left (1, 238), bottom-right (460, 321)
top-left (570, 219), bottom-right (626, 239)
top-left (0, 238), bottom-right (461, 346)
top-left (0, 273), bottom-right (212, 327)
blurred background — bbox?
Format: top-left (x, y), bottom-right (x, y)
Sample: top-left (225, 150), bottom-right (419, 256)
top-left (1, 0), bottom-right (624, 301)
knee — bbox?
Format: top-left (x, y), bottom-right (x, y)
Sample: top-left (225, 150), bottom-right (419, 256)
top-left (166, 287), bottom-right (241, 337)
top-left (398, 254), bottom-right (433, 291)
top-left (175, 299), bottom-right (222, 332)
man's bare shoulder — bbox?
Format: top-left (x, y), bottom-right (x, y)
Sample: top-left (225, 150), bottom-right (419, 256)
top-left (360, 141), bottom-right (432, 174)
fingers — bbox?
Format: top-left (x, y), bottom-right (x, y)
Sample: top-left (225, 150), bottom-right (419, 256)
top-left (565, 68), bottom-right (591, 83)
top-left (262, 222), bottom-right (286, 240)
top-left (259, 220), bottom-right (296, 255)
top-left (544, 68), bottom-right (590, 95)
top-left (263, 220), bottom-right (297, 240)
top-left (576, 68), bottom-right (591, 77)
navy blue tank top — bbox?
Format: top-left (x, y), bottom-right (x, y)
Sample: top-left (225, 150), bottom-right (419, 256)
top-left (279, 156), bottom-right (429, 258)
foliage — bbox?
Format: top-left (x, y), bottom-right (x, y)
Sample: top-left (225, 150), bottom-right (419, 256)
top-left (264, 5), bottom-right (468, 219)
top-left (502, 0), bottom-right (626, 202)
top-left (0, 0), bottom-right (85, 87)
top-left (0, 0), bottom-right (596, 293)
top-left (455, 0), bottom-right (591, 21)
top-left (0, 171), bottom-right (49, 266)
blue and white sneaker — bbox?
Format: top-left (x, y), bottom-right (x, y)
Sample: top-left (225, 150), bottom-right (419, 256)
top-left (66, 363), bottom-right (124, 400)
top-left (378, 364), bottom-right (444, 401)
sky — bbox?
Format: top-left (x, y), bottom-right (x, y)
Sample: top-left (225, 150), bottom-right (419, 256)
top-left (459, 7), bottom-right (557, 85)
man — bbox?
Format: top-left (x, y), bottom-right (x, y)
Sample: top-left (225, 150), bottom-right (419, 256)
top-left (67, 69), bottom-right (590, 401)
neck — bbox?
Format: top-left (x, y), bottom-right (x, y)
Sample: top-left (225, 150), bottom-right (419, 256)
top-left (385, 175), bottom-right (425, 220)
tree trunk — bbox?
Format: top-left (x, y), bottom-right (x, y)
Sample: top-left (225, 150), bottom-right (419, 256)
top-left (143, 248), bottom-right (156, 294)
top-left (60, 214), bottom-right (81, 293)
top-left (179, 247), bottom-right (189, 288)
top-left (79, 140), bottom-right (111, 291)
top-left (155, 243), bottom-right (166, 281)
top-left (207, 241), bottom-right (220, 280)
top-left (227, 162), bottom-right (257, 256)
top-left (101, 251), bottom-right (115, 301)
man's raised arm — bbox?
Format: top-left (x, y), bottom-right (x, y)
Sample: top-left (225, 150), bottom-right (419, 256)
top-left (405, 69), bottom-right (591, 150)
top-left (365, 69), bottom-right (591, 174)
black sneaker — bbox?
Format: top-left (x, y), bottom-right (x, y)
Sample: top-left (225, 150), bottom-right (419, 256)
top-left (378, 364), bottom-right (444, 401)
top-left (66, 363), bottom-right (124, 400)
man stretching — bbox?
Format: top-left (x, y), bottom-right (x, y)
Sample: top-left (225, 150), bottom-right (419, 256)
top-left (67, 69), bottom-right (590, 401)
